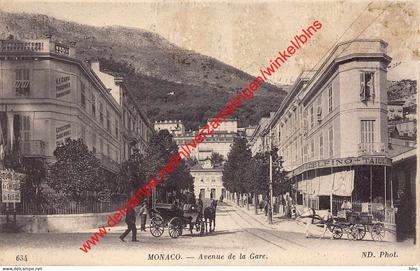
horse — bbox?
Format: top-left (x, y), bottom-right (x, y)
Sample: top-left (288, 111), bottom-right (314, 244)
top-left (203, 199), bottom-right (218, 233)
top-left (295, 207), bottom-right (331, 239)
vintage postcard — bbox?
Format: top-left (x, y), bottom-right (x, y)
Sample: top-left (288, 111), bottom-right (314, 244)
top-left (0, 0), bottom-right (419, 267)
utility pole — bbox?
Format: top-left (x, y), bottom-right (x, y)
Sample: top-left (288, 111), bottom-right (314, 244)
top-left (268, 126), bottom-right (273, 225)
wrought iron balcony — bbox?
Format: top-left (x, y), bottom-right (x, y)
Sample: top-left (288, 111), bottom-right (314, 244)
top-left (94, 153), bottom-right (120, 173)
top-left (20, 140), bottom-right (46, 157)
top-left (358, 142), bottom-right (387, 156)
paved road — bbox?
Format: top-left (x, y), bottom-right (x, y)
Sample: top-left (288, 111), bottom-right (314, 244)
top-left (0, 202), bottom-right (415, 265)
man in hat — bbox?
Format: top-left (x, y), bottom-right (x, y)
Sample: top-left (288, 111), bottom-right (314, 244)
top-left (120, 206), bottom-right (139, 242)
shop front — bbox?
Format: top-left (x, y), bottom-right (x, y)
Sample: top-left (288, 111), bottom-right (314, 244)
top-left (288, 155), bottom-right (395, 225)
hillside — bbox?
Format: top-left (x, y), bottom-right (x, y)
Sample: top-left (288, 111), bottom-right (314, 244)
top-left (0, 11), bottom-right (288, 129)
top-left (387, 80), bottom-right (417, 103)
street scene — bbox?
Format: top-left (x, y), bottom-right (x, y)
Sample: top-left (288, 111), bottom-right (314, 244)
top-left (0, 0), bottom-right (419, 267)
top-left (0, 201), bottom-right (415, 265)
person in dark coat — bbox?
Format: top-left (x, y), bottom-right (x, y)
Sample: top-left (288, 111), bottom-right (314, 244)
top-left (120, 207), bottom-right (138, 242)
top-left (139, 202), bottom-right (148, 232)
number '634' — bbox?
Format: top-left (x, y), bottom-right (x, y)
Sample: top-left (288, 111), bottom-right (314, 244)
top-left (16, 255), bottom-right (28, 261)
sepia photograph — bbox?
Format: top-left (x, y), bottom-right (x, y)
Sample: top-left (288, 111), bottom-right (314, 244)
top-left (0, 0), bottom-right (419, 267)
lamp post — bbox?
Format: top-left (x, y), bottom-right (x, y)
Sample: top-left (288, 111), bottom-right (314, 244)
top-left (268, 126), bottom-right (273, 224)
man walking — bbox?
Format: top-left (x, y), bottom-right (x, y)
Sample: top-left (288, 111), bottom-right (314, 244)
top-left (139, 202), bottom-right (148, 232)
top-left (119, 207), bottom-right (139, 242)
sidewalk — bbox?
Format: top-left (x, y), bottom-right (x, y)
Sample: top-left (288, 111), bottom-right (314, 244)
top-left (224, 198), bottom-right (307, 234)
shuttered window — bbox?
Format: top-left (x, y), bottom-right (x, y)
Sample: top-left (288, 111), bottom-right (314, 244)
top-left (16, 69), bottom-right (30, 96)
top-left (328, 127), bottom-right (334, 157)
top-left (361, 120), bottom-right (375, 143)
top-left (319, 134), bottom-right (324, 159)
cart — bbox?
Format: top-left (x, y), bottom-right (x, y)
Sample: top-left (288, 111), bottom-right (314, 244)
top-left (149, 203), bottom-right (204, 238)
top-left (327, 211), bottom-right (385, 241)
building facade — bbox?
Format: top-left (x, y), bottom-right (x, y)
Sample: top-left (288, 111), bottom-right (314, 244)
top-left (92, 62), bottom-right (153, 160)
top-left (154, 119), bottom-right (238, 199)
top-left (251, 39), bottom-right (396, 224)
top-left (190, 159), bottom-right (225, 200)
top-left (0, 37), bottom-right (152, 174)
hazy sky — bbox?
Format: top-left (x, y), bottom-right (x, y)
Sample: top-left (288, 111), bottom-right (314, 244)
top-left (1, 0), bottom-right (419, 83)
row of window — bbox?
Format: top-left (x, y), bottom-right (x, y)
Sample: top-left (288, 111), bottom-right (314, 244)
top-left (278, 71), bottom-right (376, 146)
top-left (282, 120), bottom-right (376, 167)
top-left (198, 177), bottom-right (219, 183)
top-left (80, 81), bottom-right (120, 138)
top-left (80, 126), bottom-right (119, 162)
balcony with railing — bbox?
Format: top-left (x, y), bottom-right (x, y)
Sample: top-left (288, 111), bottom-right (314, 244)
top-left (358, 142), bottom-right (387, 156)
top-left (20, 140), bottom-right (47, 157)
top-left (94, 152), bottom-right (120, 173)
top-left (0, 38), bottom-right (76, 57)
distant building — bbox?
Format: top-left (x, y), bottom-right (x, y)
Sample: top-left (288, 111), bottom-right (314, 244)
top-left (154, 120), bottom-right (185, 136)
top-left (403, 103), bottom-right (416, 120)
top-left (190, 158), bottom-right (225, 200)
top-left (387, 101), bottom-right (404, 120)
top-left (154, 118), bottom-right (239, 199)
top-left (389, 119), bottom-right (417, 139)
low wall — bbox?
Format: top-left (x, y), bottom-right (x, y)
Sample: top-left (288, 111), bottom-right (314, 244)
top-left (0, 212), bottom-right (124, 233)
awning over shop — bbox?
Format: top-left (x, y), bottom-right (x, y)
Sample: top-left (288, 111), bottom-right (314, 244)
top-left (297, 170), bottom-right (354, 197)
top-left (332, 170), bottom-right (354, 197)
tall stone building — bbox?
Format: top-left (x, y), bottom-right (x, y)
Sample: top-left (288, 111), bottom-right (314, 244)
top-left (0, 36), bottom-right (152, 173)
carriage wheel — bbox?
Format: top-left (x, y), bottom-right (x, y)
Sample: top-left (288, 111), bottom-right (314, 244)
top-left (371, 223), bottom-right (385, 241)
top-left (331, 226), bottom-right (343, 239)
top-left (150, 216), bottom-right (164, 237)
top-left (350, 224), bottom-right (366, 240)
top-left (168, 217), bottom-right (183, 239)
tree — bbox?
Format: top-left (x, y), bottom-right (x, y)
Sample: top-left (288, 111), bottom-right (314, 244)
top-left (47, 138), bottom-right (103, 201)
top-left (247, 148), bottom-right (285, 197)
top-left (222, 136), bottom-right (252, 203)
top-left (119, 150), bottom-right (148, 194)
top-left (145, 130), bottom-right (193, 200)
top-left (185, 156), bottom-right (199, 168)
top-left (210, 152), bottom-right (224, 167)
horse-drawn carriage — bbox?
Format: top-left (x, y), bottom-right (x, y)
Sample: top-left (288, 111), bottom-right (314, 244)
top-left (326, 210), bottom-right (385, 241)
top-left (149, 203), bottom-right (204, 238)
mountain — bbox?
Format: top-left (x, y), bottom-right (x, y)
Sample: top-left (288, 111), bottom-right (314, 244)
top-left (0, 11), bottom-right (288, 130)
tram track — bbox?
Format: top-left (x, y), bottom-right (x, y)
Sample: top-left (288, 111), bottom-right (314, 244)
top-left (231, 205), bottom-right (306, 249)
top-left (223, 207), bottom-right (287, 250)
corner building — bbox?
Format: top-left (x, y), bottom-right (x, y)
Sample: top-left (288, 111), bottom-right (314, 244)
top-left (257, 40), bottom-right (395, 224)
top-left (0, 37), bottom-right (153, 174)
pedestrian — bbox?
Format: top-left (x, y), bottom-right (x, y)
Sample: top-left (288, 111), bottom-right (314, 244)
top-left (197, 196), bottom-right (204, 215)
top-left (119, 206), bottom-right (139, 242)
top-left (264, 200), bottom-right (268, 216)
top-left (139, 201), bottom-right (148, 232)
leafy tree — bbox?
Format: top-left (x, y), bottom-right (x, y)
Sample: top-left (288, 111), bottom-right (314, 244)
top-left (210, 152), bottom-right (224, 167)
top-left (47, 138), bottom-right (103, 201)
top-left (145, 130), bottom-right (193, 198)
top-left (222, 136), bottom-right (252, 197)
top-left (119, 150), bottom-right (148, 194)
top-left (185, 156), bottom-right (199, 168)
top-left (247, 148), bottom-right (286, 197)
